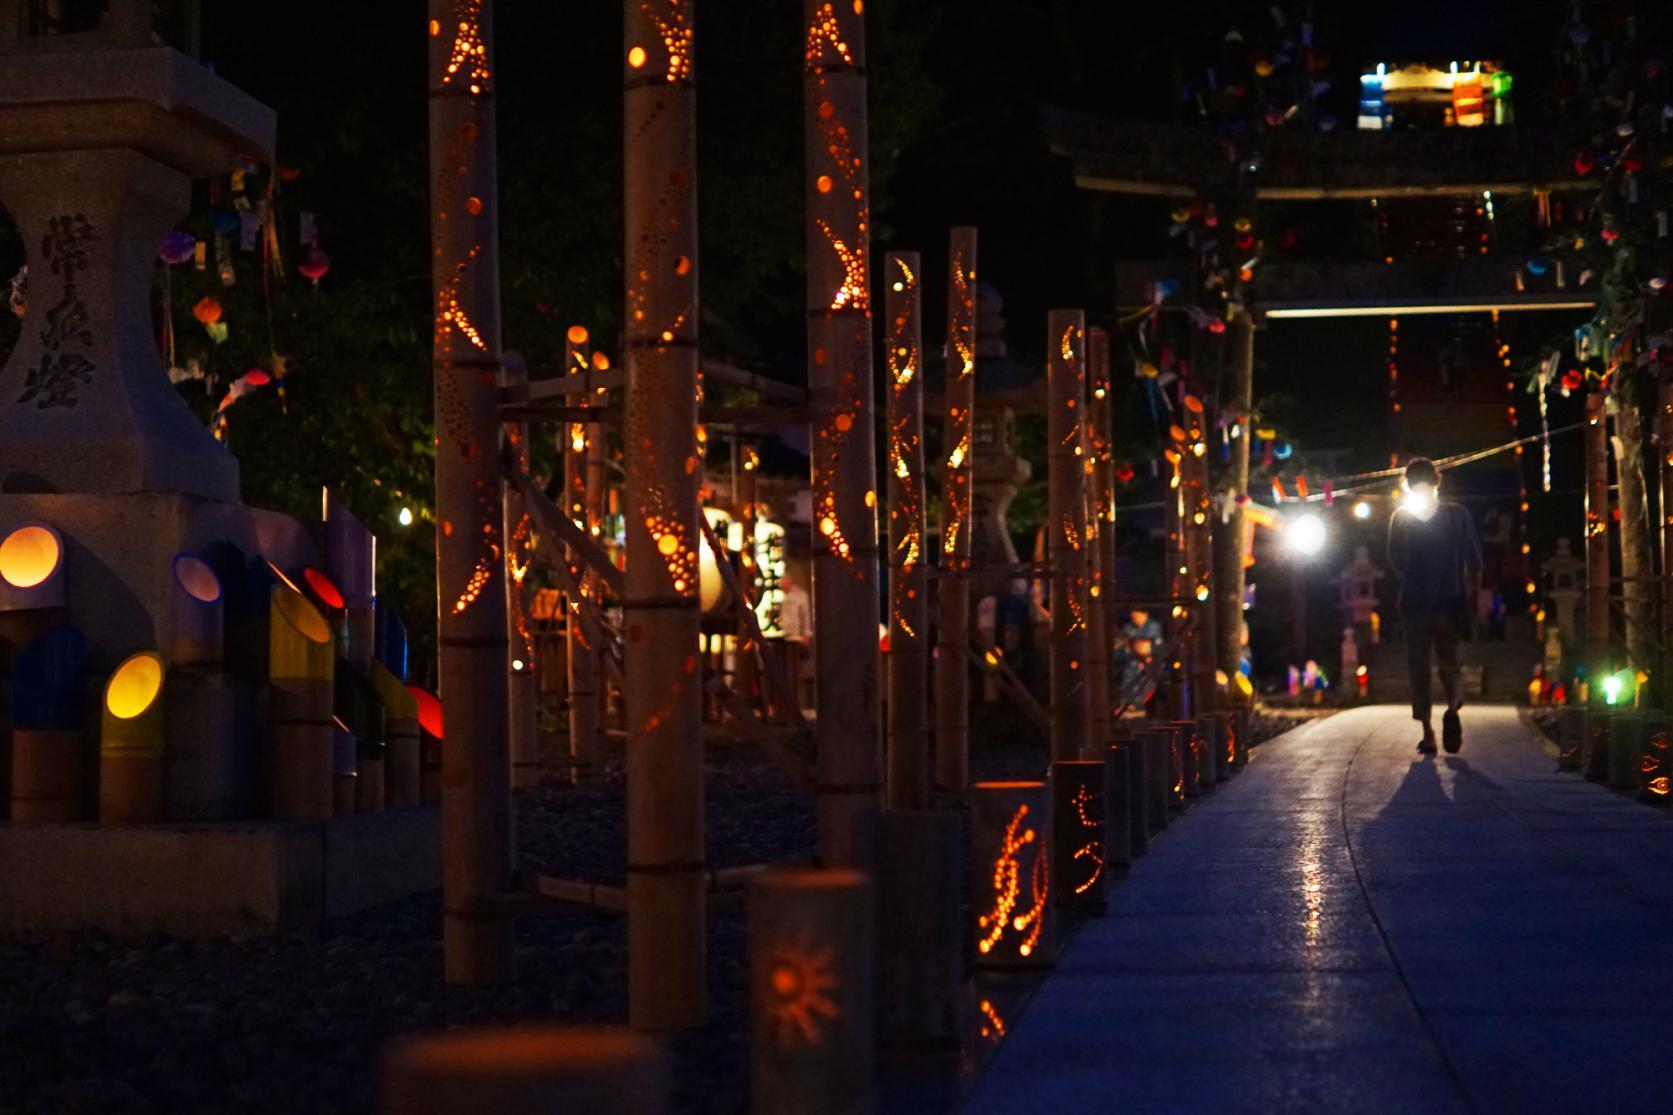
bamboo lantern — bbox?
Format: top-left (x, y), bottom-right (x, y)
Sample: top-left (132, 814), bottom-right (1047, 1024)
top-left (9, 623), bottom-right (87, 822)
top-left (100, 651), bottom-right (167, 822)
top-left (268, 583), bottom-right (335, 821)
top-left (1141, 728), bottom-right (1170, 834)
top-left (876, 808), bottom-right (961, 1046)
top-left (970, 781), bottom-right (1053, 970)
top-left (734, 442), bottom-right (762, 713)
top-left (371, 661), bottom-right (421, 807)
top-left (1180, 405), bottom-right (1218, 716)
top-left (0, 522), bottom-right (67, 674)
top-left (381, 1027), bottom-right (669, 1115)
top-left (409, 684), bottom-right (445, 805)
top-left (805, 0), bottom-right (883, 865)
top-left (884, 250), bottom-right (929, 811)
top-left (1170, 719), bottom-right (1201, 800)
top-left (1119, 736), bottom-right (1149, 856)
top-left (165, 668), bottom-right (256, 821)
top-left (1213, 710), bottom-right (1239, 777)
top-left (1583, 709), bottom-right (1610, 783)
top-left (1051, 759), bottom-right (1108, 914)
top-left (749, 867), bottom-right (875, 1115)
top-left (1638, 720), bottom-right (1670, 803)
top-left (1086, 326), bottom-right (1118, 754)
top-left (169, 553), bottom-right (224, 668)
top-left (1606, 710), bottom-right (1643, 795)
top-left (1231, 704), bottom-right (1252, 767)
top-left (303, 566), bottom-right (348, 648)
top-left (562, 327), bottom-right (600, 777)
top-left (1584, 393), bottom-right (1610, 684)
top-left (1556, 705), bottom-right (1584, 771)
top-left (332, 716), bottom-right (358, 816)
top-left (1093, 735), bottom-right (1138, 871)
top-left (1662, 378), bottom-right (1673, 696)
top-left (377, 602), bottom-right (410, 682)
top-left (218, 550), bottom-right (274, 680)
top-left (1196, 714), bottom-right (1222, 789)
top-left (624, 0), bottom-right (706, 1028)
top-left (936, 226), bottom-right (977, 797)
top-left (502, 356), bottom-right (539, 791)
top-left (323, 490), bottom-right (377, 670)
top-left (1046, 310), bottom-right (1091, 765)
top-left (429, 0), bottom-right (515, 984)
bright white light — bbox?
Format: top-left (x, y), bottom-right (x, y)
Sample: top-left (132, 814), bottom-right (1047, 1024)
top-left (1352, 500), bottom-right (1372, 520)
top-left (1401, 483), bottom-right (1437, 521)
top-left (1285, 512), bottom-right (1327, 557)
top-left (398, 507), bottom-right (415, 527)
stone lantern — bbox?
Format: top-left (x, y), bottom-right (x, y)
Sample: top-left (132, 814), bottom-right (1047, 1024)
top-left (1542, 536), bottom-right (1584, 655)
top-left (0, 0), bottom-right (309, 666)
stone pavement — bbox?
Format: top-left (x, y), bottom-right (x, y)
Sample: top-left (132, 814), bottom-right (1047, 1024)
top-left (964, 705), bottom-right (1673, 1114)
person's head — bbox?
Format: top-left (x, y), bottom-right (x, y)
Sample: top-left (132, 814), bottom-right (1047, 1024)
top-left (1404, 457), bottom-right (1440, 491)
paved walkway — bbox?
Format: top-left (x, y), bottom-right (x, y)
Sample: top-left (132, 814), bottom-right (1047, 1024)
top-left (965, 705), bottom-right (1673, 1114)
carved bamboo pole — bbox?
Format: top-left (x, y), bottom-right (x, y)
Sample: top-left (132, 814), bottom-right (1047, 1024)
top-left (936, 227), bottom-right (977, 796)
top-left (585, 354), bottom-right (610, 729)
top-left (1163, 443), bottom-right (1190, 717)
top-left (1086, 326), bottom-right (1116, 751)
top-left (1182, 398), bottom-right (1218, 720)
top-left (1585, 392), bottom-right (1610, 683)
top-left (1216, 314), bottom-right (1254, 694)
top-left (504, 359), bottom-right (538, 789)
top-left (805, 0), bottom-right (881, 864)
top-left (1612, 376), bottom-right (1654, 674)
top-left (427, 0), bottom-right (514, 985)
top-left (1660, 377), bottom-right (1673, 696)
top-left (563, 328), bottom-right (600, 777)
top-left (735, 442), bottom-right (761, 713)
top-left (624, 0), bottom-right (705, 1028)
top-left (885, 251), bottom-right (928, 810)
top-left (1046, 310), bottom-right (1090, 764)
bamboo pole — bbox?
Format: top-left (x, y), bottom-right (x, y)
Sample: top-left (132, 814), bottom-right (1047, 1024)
top-left (504, 359), bottom-right (539, 789)
top-left (885, 251), bottom-right (928, 810)
top-left (624, 0), bottom-right (705, 1029)
top-left (1181, 401), bottom-right (1218, 718)
top-left (563, 329), bottom-right (600, 777)
top-left (1086, 326), bottom-right (1116, 752)
top-left (1216, 314), bottom-right (1253, 695)
top-left (805, 0), bottom-right (881, 865)
top-left (1612, 375), bottom-right (1654, 674)
top-left (428, 0), bottom-right (514, 985)
top-left (1584, 392), bottom-right (1610, 684)
top-left (936, 227), bottom-right (977, 797)
top-left (734, 442), bottom-right (761, 714)
top-left (1163, 447), bottom-right (1189, 716)
top-left (1046, 310), bottom-right (1090, 764)
top-left (970, 780), bottom-right (1053, 969)
top-left (1051, 759), bottom-right (1108, 913)
top-left (1660, 376), bottom-right (1673, 700)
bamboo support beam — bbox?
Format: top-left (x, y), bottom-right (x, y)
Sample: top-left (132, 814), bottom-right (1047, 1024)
top-left (1163, 447), bottom-right (1190, 716)
top-left (936, 226), bottom-right (977, 796)
top-left (1585, 392), bottom-right (1610, 678)
top-left (1216, 314), bottom-right (1253, 695)
top-left (805, 0), bottom-right (881, 865)
top-left (563, 331), bottom-right (601, 778)
top-left (1086, 326), bottom-right (1117, 751)
top-left (1660, 377), bottom-right (1673, 697)
top-left (884, 251), bottom-right (929, 810)
top-left (734, 443), bottom-right (761, 715)
top-left (428, 0), bottom-right (515, 985)
top-left (1046, 310), bottom-right (1091, 764)
top-left (624, 0), bottom-right (704, 1029)
top-left (1180, 404), bottom-right (1218, 717)
top-left (505, 359), bottom-right (539, 789)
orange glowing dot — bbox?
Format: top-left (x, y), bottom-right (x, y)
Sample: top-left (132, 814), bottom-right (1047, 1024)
top-left (834, 413), bottom-right (853, 432)
top-left (819, 517), bottom-right (837, 536)
top-left (864, 490), bottom-right (876, 508)
top-left (466, 196), bottom-right (483, 215)
top-left (657, 534), bottom-right (680, 556)
top-left (661, 330), bottom-right (675, 343)
top-left (428, 18), bottom-right (440, 35)
top-left (567, 325), bottom-right (589, 345)
top-left (675, 256), bottom-right (691, 276)
top-left (628, 46), bottom-right (647, 68)
top-left (818, 101), bottom-right (834, 119)
top-left (771, 965), bottom-right (800, 996)
top-left (816, 175), bottom-right (834, 194)
top-left (592, 352), bottom-right (611, 371)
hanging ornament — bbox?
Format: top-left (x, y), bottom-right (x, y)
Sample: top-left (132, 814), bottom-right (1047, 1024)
top-left (158, 230), bottom-right (196, 265)
top-left (298, 245), bottom-right (331, 285)
top-left (1573, 152), bottom-right (1596, 175)
top-left (192, 296), bottom-right (223, 326)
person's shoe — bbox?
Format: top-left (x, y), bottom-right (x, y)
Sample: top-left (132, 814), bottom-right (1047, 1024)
top-left (1442, 710), bottom-right (1462, 754)
top-left (1417, 736), bottom-right (1438, 755)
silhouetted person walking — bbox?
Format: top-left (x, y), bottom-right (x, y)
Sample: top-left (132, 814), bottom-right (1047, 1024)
top-left (1388, 458), bottom-right (1482, 754)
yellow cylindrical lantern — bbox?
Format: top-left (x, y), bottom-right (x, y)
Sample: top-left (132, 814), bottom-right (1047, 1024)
top-left (0, 523), bottom-right (66, 612)
top-left (370, 662), bottom-right (420, 808)
top-left (268, 584), bottom-right (335, 821)
top-left (100, 651), bottom-right (167, 822)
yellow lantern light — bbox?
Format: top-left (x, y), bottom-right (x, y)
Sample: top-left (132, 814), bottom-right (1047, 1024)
top-left (268, 583), bottom-right (335, 821)
top-left (100, 651), bottom-right (167, 822)
top-left (0, 522), bottom-right (66, 612)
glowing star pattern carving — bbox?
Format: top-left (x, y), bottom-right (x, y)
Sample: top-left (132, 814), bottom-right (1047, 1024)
top-left (816, 219), bottom-right (868, 313)
top-left (807, 4), bottom-right (868, 315)
top-left (639, 0), bottom-right (692, 83)
top-left (805, 2), bottom-right (855, 65)
top-left (943, 240), bottom-right (975, 565)
top-left (640, 487), bottom-right (698, 598)
top-left (887, 257), bottom-right (923, 578)
top-left (762, 933), bottom-right (842, 1046)
top-left (437, 0), bottom-right (491, 94)
top-left (977, 804), bottom-right (1050, 958)
top-left (435, 245), bottom-right (487, 354)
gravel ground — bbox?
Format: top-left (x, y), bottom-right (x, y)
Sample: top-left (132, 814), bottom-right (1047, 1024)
top-left (0, 741), bottom-right (813, 1115)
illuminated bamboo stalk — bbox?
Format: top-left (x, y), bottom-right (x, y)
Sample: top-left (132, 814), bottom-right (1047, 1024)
top-left (734, 443), bottom-right (761, 713)
top-left (563, 329), bottom-right (600, 776)
top-left (624, 0), bottom-right (705, 1028)
top-left (1584, 392), bottom-right (1610, 679)
top-left (884, 250), bottom-right (928, 810)
top-left (1612, 379), bottom-right (1654, 673)
top-left (936, 226), bottom-right (977, 796)
top-left (1660, 377), bottom-right (1673, 695)
top-left (1086, 326), bottom-right (1116, 751)
top-left (1181, 402), bottom-right (1218, 720)
top-left (805, 0), bottom-right (881, 864)
top-left (1163, 447), bottom-right (1189, 716)
top-left (1216, 315), bottom-right (1253, 695)
top-left (428, 0), bottom-right (514, 985)
top-left (504, 359), bottom-right (538, 789)
top-left (970, 780), bottom-right (1053, 969)
top-left (1046, 309), bottom-right (1090, 764)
